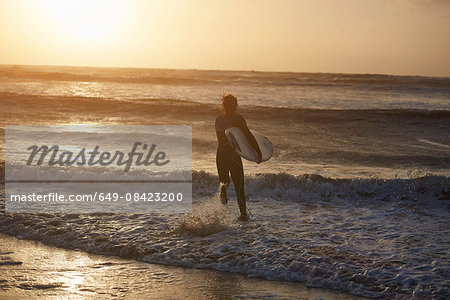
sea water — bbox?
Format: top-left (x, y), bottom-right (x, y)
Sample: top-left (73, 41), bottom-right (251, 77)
top-left (0, 65), bottom-right (449, 298)
top-left (1, 65), bottom-right (449, 110)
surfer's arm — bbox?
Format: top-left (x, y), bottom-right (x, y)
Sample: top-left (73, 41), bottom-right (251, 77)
top-left (239, 117), bottom-right (262, 160)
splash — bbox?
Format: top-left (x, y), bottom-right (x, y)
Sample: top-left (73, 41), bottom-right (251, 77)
top-left (174, 198), bottom-right (231, 237)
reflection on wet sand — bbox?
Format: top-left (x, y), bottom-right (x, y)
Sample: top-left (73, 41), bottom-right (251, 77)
top-left (0, 234), bottom-right (364, 299)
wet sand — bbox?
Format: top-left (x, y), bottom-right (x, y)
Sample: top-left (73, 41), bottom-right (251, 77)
top-left (0, 233), bottom-right (365, 299)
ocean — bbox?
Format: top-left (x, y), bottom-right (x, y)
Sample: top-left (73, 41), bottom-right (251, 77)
top-left (0, 65), bottom-right (449, 299)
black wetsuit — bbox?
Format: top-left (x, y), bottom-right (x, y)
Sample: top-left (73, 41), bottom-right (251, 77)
top-left (215, 113), bottom-right (261, 216)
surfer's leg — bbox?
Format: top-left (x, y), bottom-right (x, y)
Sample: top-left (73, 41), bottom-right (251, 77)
top-left (216, 150), bottom-right (231, 184)
top-left (219, 182), bottom-right (229, 204)
top-left (216, 150), bottom-right (230, 203)
top-left (230, 152), bottom-right (247, 220)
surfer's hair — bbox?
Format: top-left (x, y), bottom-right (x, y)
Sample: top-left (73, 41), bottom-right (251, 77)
top-left (221, 94), bottom-right (237, 115)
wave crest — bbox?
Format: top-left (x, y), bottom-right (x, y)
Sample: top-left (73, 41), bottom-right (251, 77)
top-left (193, 171), bottom-right (450, 204)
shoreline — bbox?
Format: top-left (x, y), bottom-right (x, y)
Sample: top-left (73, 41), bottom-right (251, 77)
top-left (0, 233), bottom-right (366, 299)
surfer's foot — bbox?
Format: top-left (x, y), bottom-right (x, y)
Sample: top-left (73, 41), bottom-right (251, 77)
top-left (219, 184), bottom-right (228, 204)
top-left (237, 214), bottom-right (249, 222)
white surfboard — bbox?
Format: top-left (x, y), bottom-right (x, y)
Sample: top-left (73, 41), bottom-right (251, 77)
top-left (225, 127), bottom-right (273, 162)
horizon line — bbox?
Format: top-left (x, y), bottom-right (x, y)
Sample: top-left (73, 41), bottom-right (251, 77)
top-left (1, 63), bottom-right (448, 79)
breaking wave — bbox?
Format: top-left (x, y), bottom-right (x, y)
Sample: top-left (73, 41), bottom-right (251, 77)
top-left (192, 170), bottom-right (450, 204)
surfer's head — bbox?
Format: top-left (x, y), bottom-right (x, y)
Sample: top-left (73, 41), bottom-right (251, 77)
top-left (221, 94), bottom-right (238, 115)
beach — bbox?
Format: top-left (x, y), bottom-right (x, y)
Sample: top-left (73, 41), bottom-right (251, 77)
top-left (0, 233), bottom-right (366, 299)
top-left (1, 65), bottom-right (449, 299)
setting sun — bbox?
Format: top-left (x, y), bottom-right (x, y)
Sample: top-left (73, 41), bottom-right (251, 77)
top-left (44, 0), bottom-right (124, 42)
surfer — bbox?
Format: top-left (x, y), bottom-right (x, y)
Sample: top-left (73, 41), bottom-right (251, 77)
top-left (215, 94), bottom-right (262, 221)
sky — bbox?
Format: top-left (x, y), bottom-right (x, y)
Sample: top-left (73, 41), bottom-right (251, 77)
top-left (0, 0), bottom-right (449, 76)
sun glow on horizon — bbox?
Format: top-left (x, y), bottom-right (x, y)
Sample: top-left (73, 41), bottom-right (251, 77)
top-left (44, 0), bottom-right (125, 42)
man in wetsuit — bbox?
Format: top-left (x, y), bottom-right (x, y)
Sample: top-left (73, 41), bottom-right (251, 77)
top-left (215, 94), bottom-right (262, 221)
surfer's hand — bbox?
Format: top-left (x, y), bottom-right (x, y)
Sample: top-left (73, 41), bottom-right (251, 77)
top-left (256, 153), bottom-right (262, 164)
